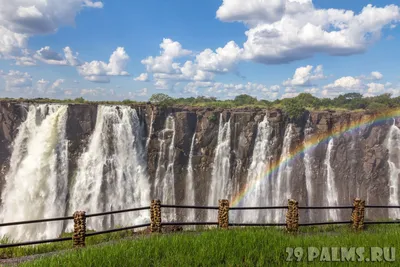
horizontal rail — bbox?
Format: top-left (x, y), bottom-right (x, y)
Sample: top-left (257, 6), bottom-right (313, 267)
top-left (161, 222), bottom-right (218, 226)
top-left (230, 206), bottom-right (287, 210)
top-left (364, 221), bottom-right (400, 225)
top-left (299, 221), bottom-right (352, 226)
top-left (298, 206), bottom-right (353, 210)
top-left (0, 236), bottom-right (72, 249)
top-left (86, 206), bottom-right (150, 218)
top-left (0, 216), bottom-right (74, 227)
top-left (160, 205), bottom-right (219, 210)
top-left (229, 223), bottom-right (286, 227)
top-left (85, 223), bottom-right (151, 237)
top-left (365, 205), bottom-right (400, 209)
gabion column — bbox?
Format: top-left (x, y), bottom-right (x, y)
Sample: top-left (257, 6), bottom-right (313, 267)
top-left (351, 198), bottom-right (365, 231)
top-left (218, 199), bottom-right (229, 229)
top-left (150, 199), bottom-right (162, 233)
top-left (73, 211), bottom-right (86, 248)
top-left (286, 199), bottom-right (299, 233)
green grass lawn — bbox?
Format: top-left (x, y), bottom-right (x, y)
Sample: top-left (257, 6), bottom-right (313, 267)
top-left (16, 225), bottom-right (400, 266)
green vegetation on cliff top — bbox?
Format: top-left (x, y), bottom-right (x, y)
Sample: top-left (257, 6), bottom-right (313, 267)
top-left (1, 92), bottom-right (398, 119)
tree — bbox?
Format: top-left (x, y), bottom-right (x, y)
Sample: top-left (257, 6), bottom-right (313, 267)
top-left (233, 94), bottom-right (257, 106)
top-left (282, 98), bottom-right (305, 119)
top-left (343, 92), bottom-right (363, 100)
top-left (74, 97), bottom-right (85, 103)
top-left (149, 93), bottom-right (173, 103)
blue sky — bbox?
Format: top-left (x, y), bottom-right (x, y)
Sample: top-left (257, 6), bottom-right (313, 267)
top-left (0, 0), bottom-right (399, 101)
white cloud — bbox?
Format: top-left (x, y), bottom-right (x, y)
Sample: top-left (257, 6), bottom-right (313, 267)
top-left (64, 47), bottom-right (82, 66)
top-left (281, 92), bottom-right (300, 99)
top-left (324, 76), bottom-right (364, 91)
top-left (83, 0), bottom-right (104, 8)
top-left (141, 38), bottom-right (191, 74)
top-left (78, 47), bottom-right (129, 82)
top-left (216, 0), bottom-right (400, 64)
top-left (216, 0), bottom-right (288, 25)
top-left (196, 41), bottom-right (243, 73)
top-left (34, 46), bottom-right (67, 65)
top-left (0, 0), bottom-right (103, 35)
top-left (2, 70), bottom-right (32, 92)
top-left (0, 1), bottom-right (102, 61)
top-left (370, 71), bottom-right (383, 80)
top-left (127, 88), bottom-right (148, 98)
top-left (321, 76), bottom-right (365, 98)
top-left (134, 73), bottom-right (149, 82)
top-left (366, 82), bottom-right (385, 94)
top-left (304, 87), bottom-right (319, 94)
top-left (283, 65), bottom-right (325, 86)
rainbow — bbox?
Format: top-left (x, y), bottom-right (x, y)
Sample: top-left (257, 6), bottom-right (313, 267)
top-left (231, 108), bottom-right (400, 207)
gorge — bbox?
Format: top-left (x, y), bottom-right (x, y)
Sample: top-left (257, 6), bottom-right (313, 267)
top-left (0, 102), bottom-right (398, 241)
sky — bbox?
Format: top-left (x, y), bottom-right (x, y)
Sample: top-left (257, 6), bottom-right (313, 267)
top-left (0, 0), bottom-right (400, 101)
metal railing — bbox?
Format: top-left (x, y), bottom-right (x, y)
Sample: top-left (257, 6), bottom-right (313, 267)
top-left (1, 199), bottom-right (399, 249)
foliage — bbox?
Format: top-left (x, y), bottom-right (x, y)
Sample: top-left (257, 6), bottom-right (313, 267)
top-left (281, 98), bottom-right (306, 119)
top-left (21, 225), bottom-right (400, 266)
top-left (207, 114), bottom-right (217, 122)
top-left (233, 94), bottom-right (258, 106)
top-left (2, 92), bottom-right (400, 116)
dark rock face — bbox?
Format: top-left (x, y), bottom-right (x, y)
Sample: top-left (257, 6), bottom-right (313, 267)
top-left (0, 103), bottom-right (396, 221)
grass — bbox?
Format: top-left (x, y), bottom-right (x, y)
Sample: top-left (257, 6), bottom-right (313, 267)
top-left (16, 225), bottom-right (400, 266)
top-left (0, 228), bottom-right (137, 259)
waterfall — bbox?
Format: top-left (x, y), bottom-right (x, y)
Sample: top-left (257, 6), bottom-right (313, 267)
top-left (273, 124), bottom-right (294, 223)
top-left (303, 117), bottom-right (314, 221)
top-left (146, 109), bottom-right (154, 149)
top-left (154, 115), bottom-right (176, 222)
top-left (207, 114), bottom-right (231, 221)
top-left (67, 106), bottom-right (149, 231)
top-left (387, 119), bottom-right (400, 219)
top-left (324, 138), bottom-right (339, 221)
top-left (242, 115), bottom-right (273, 223)
top-left (0, 105), bottom-right (68, 241)
top-left (185, 133), bottom-right (196, 225)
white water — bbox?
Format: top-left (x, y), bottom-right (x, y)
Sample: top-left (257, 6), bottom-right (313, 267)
top-left (145, 109), bottom-right (154, 149)
top-left (324, 138), bottom-right (339, 221)
top-left (207, 114), bottom-right (231, 221)
top-left (67, 106), bottom-right (150, 231)
top-left (0, 105), bottom-right (68, 241)
top-left (154, 115), bottom-right (177, 221)
top-left (273, 124), bottom-right (295, 223)
top-left (242, 115), bottom-right (273, 223)
top-left (303, 117), bottom-right (314, 221)
top-left (387, 119), bottom-right (400, 219)
top-left (185, 133), bottom-right (196, 224)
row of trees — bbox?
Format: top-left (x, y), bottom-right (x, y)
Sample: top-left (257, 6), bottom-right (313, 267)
top-left (2, 92), bottom-right (398, 119)
top-left (149, 92), bottom-right (399, 118)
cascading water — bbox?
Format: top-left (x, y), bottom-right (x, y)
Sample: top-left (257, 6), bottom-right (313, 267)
top-left (207, 114), bottom-right (231, 222)
top-left (146, 109), bottom-right (154, 149)
top-left (0, 105), bottom-right (68, 241)
top-left (324, 138), bottom-right (339, 221)
top-left (242, 115), bottom-right (273, 223)
top-left (67, 106), bottom-right (149, 231)
top-left (154, 115), bottom-right (176, 221)
top-left (185, 133), bottom-right (196, 225)
top-left (273, 123), bottom-right (294, 223)
top-left (387, 119), bottom-right (400, 219)
top-left (303, 117), bottom-right (314, 221)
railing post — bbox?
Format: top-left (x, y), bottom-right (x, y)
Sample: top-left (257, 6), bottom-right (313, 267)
top-left (351, 198), bottom-right (365, 231)
top-left (286, 199), bottom-right (299, 233)
top-left (150, 199), bottom-right (162, 233)
top-left (218, 199), bottom-right (229, 229)
top-left (73, 211), bottom-right (86, 248)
